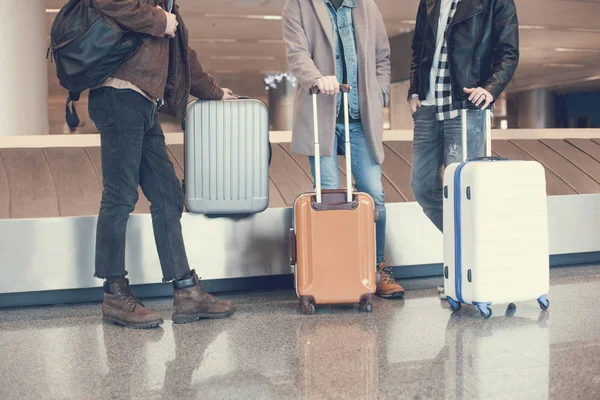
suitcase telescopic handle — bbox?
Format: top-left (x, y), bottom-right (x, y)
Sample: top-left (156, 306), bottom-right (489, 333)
top-left (460, 102), bottom-right (493, 162)
top-left (309, 83), bottom-right (352, 95)
top-left (310, 84), bottom-right (353, 204)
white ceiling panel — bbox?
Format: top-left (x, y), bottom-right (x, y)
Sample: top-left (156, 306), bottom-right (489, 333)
top-left (44, 0), bottom-right (600, 99)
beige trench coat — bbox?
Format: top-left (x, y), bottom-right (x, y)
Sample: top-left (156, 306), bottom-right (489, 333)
top-left (282, 0), bottom-right (391, 164)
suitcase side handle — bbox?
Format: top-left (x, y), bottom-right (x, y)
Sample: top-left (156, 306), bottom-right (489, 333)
top-left (289, 229), bottom-right (297, 266)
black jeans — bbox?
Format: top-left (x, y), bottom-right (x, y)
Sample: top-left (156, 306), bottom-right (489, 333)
top-left (88, 88), bottom-right (191, 281)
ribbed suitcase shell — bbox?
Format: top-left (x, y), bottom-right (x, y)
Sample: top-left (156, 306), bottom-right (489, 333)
top-left (443, 160), bottom-right (550, 307)
top-left (184, 99), bottom-right (269, 214)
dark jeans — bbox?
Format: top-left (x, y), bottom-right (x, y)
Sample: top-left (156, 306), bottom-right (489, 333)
top-left (410, 106), bottom-right (485, 232)
top-left (88, 88), bottom-right (191, 281)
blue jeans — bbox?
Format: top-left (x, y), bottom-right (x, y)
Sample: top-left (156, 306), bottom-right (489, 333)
top-left (411, 106), bottom-right (485, 232)
top-left (309, 122), bottom-right (386, 264)
top-left (88, 88), bottom-right (191, 281)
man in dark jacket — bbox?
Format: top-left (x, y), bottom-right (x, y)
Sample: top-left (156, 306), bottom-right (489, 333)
top-left (407, 0), bottom-right (519, 297)
top-left (89, 0), bottom-right (237, 329)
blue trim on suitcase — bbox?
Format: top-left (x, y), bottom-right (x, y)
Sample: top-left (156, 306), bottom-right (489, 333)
top-left (454, 162), bottom-right (468, 304)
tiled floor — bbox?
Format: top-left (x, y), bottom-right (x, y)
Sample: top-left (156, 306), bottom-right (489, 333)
top-left (1, 266), bottom-right (600, 400)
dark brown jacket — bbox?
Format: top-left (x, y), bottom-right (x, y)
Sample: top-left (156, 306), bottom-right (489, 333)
top-left (93, 0), bottom-right (223, 119)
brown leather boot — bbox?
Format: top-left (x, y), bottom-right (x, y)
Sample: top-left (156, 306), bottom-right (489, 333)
top-left (103, 278), bottom-right (164, 329)
top-left (376, 262), bottom-right (405, 299)
top-left (172, 270), bottom-right (236, 324)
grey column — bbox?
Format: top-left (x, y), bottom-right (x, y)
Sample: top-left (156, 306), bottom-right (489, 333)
top-left (266, 74), bottom-right (296, 131)
top-left (518, 88), bottom-right (556, 129)
top-left (0, 0), bottom-right (48, 136)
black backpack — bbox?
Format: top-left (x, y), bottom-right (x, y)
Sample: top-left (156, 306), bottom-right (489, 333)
top-left (48, 0), bottom-right (143, 128)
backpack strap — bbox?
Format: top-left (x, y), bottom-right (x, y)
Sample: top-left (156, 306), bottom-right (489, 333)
top-left (65, 91), bottom-right (81, 129)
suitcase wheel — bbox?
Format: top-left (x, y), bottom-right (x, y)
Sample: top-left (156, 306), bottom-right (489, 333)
top-left (300, 297), bottom-right (316, 315)
top-left (301, 303), bottom-right (315, 315)
top-left (537, 295), bottom-right (550, 311)
top-left (476, 304), bottom-right (493, 319)
top-left (302, 303), bottom-right (315, 315)
top-left (359, 294), bottom-right (374, 312)
top-left (447, 297), bottom-right (461, 312)
top-left (505, 303), bottom-right (517, 318)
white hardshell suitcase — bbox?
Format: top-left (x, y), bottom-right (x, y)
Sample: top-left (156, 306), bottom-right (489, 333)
top-left (442, 108), bottom-right (550, 318)
top-left (184, 98), bottom-right (270, 215)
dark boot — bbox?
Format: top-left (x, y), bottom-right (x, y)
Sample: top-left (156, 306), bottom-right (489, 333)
top-left (103, 278), bottom-right (164, 329)
top-left (172, 270), bottom-right (236, 324)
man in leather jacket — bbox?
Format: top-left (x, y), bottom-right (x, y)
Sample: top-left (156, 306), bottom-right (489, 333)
top-left (89, 0), bottom-right (237, 328)
top-left (407, 0), bottom-right (518, 298)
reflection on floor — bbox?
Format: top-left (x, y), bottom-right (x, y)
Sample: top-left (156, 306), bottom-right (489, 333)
top-left (1, 266), bottom-right (599, 400)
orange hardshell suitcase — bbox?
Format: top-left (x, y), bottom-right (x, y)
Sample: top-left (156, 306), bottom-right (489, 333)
top-left (290, 85), bottom-right (377, 314)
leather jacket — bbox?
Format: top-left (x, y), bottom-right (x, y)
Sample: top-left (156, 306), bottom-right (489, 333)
top-left (408, 0), bottom-right (519, 107)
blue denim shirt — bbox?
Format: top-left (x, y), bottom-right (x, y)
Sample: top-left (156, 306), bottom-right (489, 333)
top-left (324, 0), bottom-right (360, 120)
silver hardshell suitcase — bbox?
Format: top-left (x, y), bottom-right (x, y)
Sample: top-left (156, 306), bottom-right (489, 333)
top-left (184, 98), bottom-right (270, 215)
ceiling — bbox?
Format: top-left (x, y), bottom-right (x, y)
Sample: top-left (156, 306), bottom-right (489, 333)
top-left (44, 0), bottom-right (600, 132)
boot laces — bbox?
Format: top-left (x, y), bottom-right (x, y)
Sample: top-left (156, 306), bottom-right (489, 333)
top-left (379, 266), bottom-right (397, 285)
top-left (116, 285), bottom-right (144, 310)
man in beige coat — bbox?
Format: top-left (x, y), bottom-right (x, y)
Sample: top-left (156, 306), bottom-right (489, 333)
top-left (282, 0), bottom-right (404, 298)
